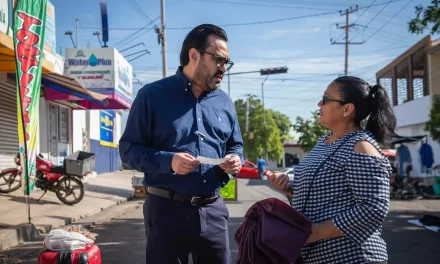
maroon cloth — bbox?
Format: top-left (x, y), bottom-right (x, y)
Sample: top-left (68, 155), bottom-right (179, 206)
top-left (235, 198), bottom-right (312, 264)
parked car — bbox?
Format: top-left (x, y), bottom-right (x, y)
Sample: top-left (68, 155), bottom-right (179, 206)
top-left (278, 167), bottom-right (295, 182)
top-left (236, 160), bottom-right (271, 179)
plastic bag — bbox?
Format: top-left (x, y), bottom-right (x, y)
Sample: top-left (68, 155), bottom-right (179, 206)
top-left (43, 225), bottom-right (98, 251)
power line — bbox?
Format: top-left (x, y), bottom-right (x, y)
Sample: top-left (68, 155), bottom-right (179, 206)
top-left (364, 0), bottom-right (413, 43)
top-left (80, 26), bottom-right (155, 31)
top-left (113, 18), bottom-right (159, 47)
top-left (127, 0), bottom-right (155, 24)
top-left (167, 1), bottom-right (403, 30)
top-left (168, 11), bottom-right (339, 29)
top-left (187, 0), bottom-right (338, 11)
top-left (350, 0), bottom-right (391, 41)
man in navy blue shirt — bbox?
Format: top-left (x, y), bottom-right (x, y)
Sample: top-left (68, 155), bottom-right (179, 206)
top-left (119, 24), bottom-right (244, 264)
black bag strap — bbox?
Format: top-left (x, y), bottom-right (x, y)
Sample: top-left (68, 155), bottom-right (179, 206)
top-left (301, 134), bottom-right (353, 213)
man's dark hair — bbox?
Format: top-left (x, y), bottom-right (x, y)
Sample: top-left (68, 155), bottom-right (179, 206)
top-left (180, 24), bottom-right (228, 66)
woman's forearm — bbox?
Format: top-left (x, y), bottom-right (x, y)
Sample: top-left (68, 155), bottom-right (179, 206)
top-left (306, 220), bottom-right (344, 244)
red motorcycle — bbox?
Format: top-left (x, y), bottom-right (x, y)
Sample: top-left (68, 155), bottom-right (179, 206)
top-left (0, 153), bottom-right (86, 205)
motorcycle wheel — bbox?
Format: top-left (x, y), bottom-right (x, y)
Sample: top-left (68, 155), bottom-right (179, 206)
top-left (55, 176), bottom-right (84, 205)
top-left (0, 170), bottom-right (22, 193)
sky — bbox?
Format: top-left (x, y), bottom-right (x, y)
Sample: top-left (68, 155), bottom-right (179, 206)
top-left (50, 0), bottom-right (439, 139)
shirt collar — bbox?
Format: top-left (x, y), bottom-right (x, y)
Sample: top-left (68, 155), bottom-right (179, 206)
top-left (175, 66), bottom-right (219, 97)
top-left (175, 66), bottom-right (192, 92)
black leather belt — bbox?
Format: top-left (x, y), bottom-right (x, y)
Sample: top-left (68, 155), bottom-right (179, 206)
top-left (147, 187), bottom-right (219, 206)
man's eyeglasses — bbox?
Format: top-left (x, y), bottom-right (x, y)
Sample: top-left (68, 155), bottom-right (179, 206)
top-left (322, 95), bottom-right (346, 105)
top-left (197, 49), bottom-right (234, 71)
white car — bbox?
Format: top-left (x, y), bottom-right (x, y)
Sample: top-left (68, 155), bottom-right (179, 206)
top-left (279, 167), bottom-right (295, 181)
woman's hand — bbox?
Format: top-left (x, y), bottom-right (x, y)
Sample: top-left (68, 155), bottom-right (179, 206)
top-left (306, 224), bottom-right (321, 244)
top-left (269, 171), bottom-right (292, 197)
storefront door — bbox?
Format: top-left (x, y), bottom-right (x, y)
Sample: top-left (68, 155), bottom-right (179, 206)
top-left (48, 103), bottom-right (71, 166)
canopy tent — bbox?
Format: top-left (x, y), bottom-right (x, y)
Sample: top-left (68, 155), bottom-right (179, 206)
top-left (390, 134), bottom-right (427, 145)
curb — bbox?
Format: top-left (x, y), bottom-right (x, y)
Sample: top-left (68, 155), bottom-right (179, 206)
top-left (0, 195), bottom-right (134, 252)
top-left (0, 224), bottom-right (39, 251)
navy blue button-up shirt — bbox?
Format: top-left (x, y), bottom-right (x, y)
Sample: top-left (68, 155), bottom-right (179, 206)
top-left (119, 67), bottom-right (244, 197)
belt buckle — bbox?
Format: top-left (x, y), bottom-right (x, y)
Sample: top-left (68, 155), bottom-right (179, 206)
top-left (190, 196), bottom-right (201, 206)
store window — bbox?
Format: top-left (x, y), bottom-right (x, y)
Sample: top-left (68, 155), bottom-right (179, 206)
top-left (48, 103), bottom-right (70, 165)
top-left (378, 71), bottom-right (393, 104)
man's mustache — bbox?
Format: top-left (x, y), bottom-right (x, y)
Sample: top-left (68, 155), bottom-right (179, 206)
top-left (213, 71), bottom-right (224, 78)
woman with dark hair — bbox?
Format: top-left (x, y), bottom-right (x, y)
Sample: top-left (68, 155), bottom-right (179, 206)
top-left (270, 76), bottom-right (396, 264)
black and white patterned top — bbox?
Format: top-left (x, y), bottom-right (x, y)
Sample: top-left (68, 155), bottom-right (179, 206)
top-left (292, 130), bottom-right (391, 264)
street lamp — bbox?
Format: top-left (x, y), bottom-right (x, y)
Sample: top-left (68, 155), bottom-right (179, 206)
top-left (64, 31), bottom-right (76, 48)
top-left (93, 32), bottom-right (102, 47)
top-left (260, 66), bottom-right (288, 162)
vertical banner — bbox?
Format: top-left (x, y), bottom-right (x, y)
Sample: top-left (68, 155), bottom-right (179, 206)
top-left (14, 0), bottom-right (47, 195)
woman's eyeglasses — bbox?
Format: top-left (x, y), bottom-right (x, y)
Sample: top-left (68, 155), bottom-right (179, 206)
top-left (322, 96), bottom-right (346, 105)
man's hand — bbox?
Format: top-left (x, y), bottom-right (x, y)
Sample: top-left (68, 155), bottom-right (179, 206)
top-left (219, 154), bottom-right (242, 174)
top-left (171, 153), bottom-right (199, 175)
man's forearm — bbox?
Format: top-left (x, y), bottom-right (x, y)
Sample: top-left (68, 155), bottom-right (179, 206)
top-left (119, 142), bottom-right (174, 174)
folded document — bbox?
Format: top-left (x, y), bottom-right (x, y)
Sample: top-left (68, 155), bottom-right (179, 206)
top-left (195, 156), bottom-right (227, 165)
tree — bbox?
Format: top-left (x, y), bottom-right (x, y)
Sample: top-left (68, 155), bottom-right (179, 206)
top-left (234, 96), bottom-right (286, 163)
top-left (268, 110), bottom-right (293, 143)
top-left (408, 0), bottom-right (440, 35)
top-left (425, 95), bottom-right (440, 142)
top-left (293, 111), bottom-right (328, 152)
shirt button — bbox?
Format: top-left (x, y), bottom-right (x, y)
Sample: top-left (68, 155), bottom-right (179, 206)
top-left (185, 89), bottom-right (187, 91)
top-left (188, 82), bottom-right (191, 86)
top-left (203, 180), bottom-right (206, 183)
top-left (198, 118), bottom-right (201, 121)
top-left (200, 138), bottom-right (204, 141)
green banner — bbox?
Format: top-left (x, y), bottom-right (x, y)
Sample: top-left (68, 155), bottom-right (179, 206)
top-left (14, 0), bottom-right (48, 195)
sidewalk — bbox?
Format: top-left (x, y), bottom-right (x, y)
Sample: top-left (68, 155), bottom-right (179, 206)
top-left (0, 170), bottom-right (136, 251)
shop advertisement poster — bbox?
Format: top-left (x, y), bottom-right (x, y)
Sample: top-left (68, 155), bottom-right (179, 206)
top-left (114, 49), bottom-right (133, 103)
top-left (100, 110), bottom-right (116, 148)
top-left (0, 0), bottom-right (9, 35)
top-left (44, 1), bottom-right (55, 56)
top-left (64, 48), bottom-right (114, 94)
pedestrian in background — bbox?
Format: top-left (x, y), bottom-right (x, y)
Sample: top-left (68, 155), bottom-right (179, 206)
top-left (270, 76), bottom-right (396, 264)
top-left (257, 156), bottom-right (266, 179)
top-left (119, 24), bottom-right (244, 264)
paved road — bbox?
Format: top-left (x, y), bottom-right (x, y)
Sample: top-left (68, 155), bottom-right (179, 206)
top-left (2, 179), bottom-right (440, 263)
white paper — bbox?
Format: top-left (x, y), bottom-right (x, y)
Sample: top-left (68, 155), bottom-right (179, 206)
top-left (425, 226), bottom-right (440, 233)
top-left (196, 156), bottom-right (226, 165)
top-left (407, 219), bottom-right (424, 227)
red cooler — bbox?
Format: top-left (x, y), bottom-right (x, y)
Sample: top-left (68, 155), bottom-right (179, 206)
top-left (37, 244), bottom-right (101, 264)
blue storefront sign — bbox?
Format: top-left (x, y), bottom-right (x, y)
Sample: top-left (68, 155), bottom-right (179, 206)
top-left (100, 110), bottom-right (116, 148)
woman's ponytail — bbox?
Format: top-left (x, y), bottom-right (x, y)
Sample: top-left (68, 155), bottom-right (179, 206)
top-left (365, 84), bottom-right (396, 146)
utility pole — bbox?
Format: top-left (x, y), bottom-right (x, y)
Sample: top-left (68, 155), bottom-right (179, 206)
top-left (260, 67), bottom-right (288, 162)
top-left (245, 95), bottom-right (250, 133)
top-left (76, 19), bottom-right (79, 48)
top-left (331, 6), bottom-right (364, 75)
top-left (160, 0), bottom-right (167, 78)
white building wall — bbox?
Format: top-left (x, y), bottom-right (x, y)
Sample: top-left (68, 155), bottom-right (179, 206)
top-left (393, 95), bottom-right (431, 127)
top-left (72, 110), bottom-right (86, 152)
top-left (89, 110), bottom-right (101, 141)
